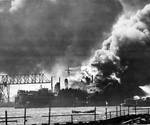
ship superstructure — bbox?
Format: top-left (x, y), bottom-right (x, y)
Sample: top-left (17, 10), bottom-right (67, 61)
top-left (15, 88), bottom-right (54, 108)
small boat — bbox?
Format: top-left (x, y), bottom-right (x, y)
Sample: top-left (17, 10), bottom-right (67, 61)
top-left (72, 108), bottom-right (96, 113)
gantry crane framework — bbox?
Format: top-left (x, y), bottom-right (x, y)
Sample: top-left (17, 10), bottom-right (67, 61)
top-left (0, 73), bottom-right (52, 102)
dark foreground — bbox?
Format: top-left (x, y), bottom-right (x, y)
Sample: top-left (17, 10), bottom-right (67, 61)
top-left (51, 114), bottom-right (150, 125)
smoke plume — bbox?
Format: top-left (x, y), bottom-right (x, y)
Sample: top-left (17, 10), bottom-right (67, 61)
top-left (119, 0), bottom-right (150, 14)
top-left (82, 3), bottom-right (150, 98)
top-left (0, 0), bottom-right (122, 74)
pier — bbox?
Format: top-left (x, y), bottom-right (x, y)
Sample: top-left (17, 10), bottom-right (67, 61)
top-left (1, 106), bottom-right (150, 125)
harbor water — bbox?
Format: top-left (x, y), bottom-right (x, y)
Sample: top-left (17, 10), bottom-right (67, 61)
top-left (0, 106), bottom-right (148, 125)
top-left (0, 106), bottom-right (113, 125)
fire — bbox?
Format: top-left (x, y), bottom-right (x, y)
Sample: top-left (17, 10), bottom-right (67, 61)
top-left (69, 3), bottom-right (150, 97)
top-left (140, 85), bottom-right (150, 97)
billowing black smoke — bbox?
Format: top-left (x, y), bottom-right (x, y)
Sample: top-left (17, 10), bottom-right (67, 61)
top-left (0, 0), bottom-right (122, 74)
top-left (82, 3), bottom-right (150, 99)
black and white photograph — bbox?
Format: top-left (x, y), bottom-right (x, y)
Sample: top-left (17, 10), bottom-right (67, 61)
top-left (0, 0), bottom-right (150, 124)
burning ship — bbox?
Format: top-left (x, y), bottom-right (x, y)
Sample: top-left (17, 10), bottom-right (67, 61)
top-left (14, 75), bottom-right (145, 108)
top-left (14, 85), bottom-right (89, 108)
top-left (14, 76), bottom-right (124, 108)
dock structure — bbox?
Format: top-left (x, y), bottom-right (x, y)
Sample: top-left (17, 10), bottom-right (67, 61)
top-left (0, 73), bottom-right (52, 102)
top-left (1, 106), bottom-right (150, 125)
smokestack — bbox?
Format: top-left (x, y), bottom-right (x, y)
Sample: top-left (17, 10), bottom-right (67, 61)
top-left (51, 76), bottom-right (53, 92)
top-left (64, 78), bottom-right (68, 89)
top-left (59, 77), bottom-right (61, 83)
top-left (54, 82), bottom-right (60, 94)
top-left (59, 77), bottom-right (61, 89)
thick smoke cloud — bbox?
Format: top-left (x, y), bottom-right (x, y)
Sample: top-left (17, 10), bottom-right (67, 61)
top-left (0, 0), bottom-right (122, 74)
top-left (119, 0), bottom-right (150, 14)
top-left (84, 3), bottom-right (150, 98)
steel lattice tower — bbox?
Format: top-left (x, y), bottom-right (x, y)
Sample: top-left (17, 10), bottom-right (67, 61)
top-left (0, 74), bottom-right (52, 102)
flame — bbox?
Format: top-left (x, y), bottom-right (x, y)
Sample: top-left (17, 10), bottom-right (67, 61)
top-left (140, 85), bottom-right (150, 97)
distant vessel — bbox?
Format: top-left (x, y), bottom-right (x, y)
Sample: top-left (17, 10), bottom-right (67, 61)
top-left (14, 87), bottom-right (88, 108)
top-left (15, 88), bottom-right (54, 108)
top-left (123, 97), bottom-right (150, 106)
